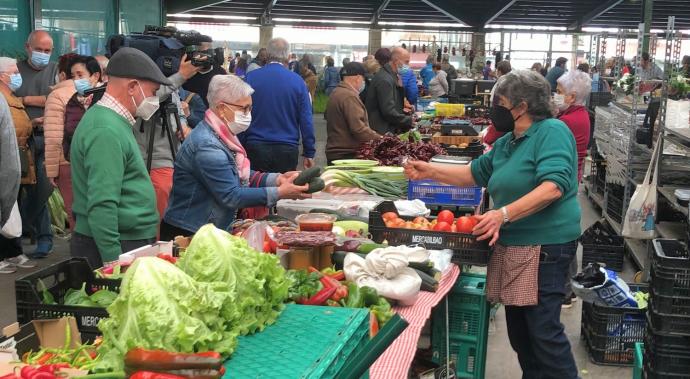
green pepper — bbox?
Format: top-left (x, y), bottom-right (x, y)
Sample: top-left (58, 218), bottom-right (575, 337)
top-left (360, 286), bottom-right (380, 307)
top-left (345, 283), bottom-right (364, 308)
top-left (370, 297), bottom-right (394, 326)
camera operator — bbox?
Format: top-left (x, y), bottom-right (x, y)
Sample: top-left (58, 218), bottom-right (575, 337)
top-left (182, 39), bottom-right (227, 108)
top-left (132, 54), bottom-right (202, 226)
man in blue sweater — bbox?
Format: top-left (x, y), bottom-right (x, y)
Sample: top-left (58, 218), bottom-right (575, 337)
top-left (242, 37), bottom-right (316, 172)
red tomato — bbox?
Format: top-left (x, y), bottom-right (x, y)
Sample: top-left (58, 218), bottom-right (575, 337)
top-left (413, 216), bottom-right (429, 225)
top-left (437, 210), bottom-right (455, 225)
top-left (433, 221), bottom-right (452, 232)
top-left (382, 212), bottom-right (399, 222)
top-left (456, 216), bottom-right (477, 234)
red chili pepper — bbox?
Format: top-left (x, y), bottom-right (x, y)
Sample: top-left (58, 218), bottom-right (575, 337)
top-left (193, 352), bottom-right (222, 360)
top-left (29, 373), bottom-right (55, 379)
top-left (129, 372), bottom-right (186, 379)
top-left (304, 286), bottom-right (337, 305)
top-left (328, 271), bottom-right (345, 281)
top-left (35, 352), bottom-right (53, 365)
top-left (156, 254), bottom-right (177, 264)
top-left (0, 373), bottom-right (18, 379)
top-left (37, 363), bottom-right (70, 374)
top-left (330, 285), bottom-right (348, 302)
top-left (125, 348), bottom-right (222, 371)
top-left (21, 366), bottom-right (37, 379)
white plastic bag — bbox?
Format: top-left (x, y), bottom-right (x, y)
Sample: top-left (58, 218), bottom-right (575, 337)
top-left (622, 141), bottom-right (659, 239)
top-left (0, 202), bottom-right (21, 238)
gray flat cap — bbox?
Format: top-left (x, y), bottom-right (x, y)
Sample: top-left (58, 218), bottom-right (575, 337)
top-left (106, 47), bottom-right (172, 85)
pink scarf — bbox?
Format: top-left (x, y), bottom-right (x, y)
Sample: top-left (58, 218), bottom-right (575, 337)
top-left (204, 109), bottom-right (251, 183)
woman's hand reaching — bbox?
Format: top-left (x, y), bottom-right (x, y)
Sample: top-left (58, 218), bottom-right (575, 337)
top-left (403, 160), bottom-right (436, 181)
top-left (472, 209), bottom-right (504, 246)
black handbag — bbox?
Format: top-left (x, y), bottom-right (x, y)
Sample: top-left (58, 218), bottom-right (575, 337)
top-left (18, 147), bottom-right (30, 178)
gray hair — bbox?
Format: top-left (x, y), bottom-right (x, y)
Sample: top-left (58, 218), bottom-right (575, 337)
top-left (267, 37), bottom-right (290, 63)
top-left (0, 57), bottom-right (17, 73)
top-left (207, 75), bottom-right (254, 108)
top-left (557, 70), bottom-right (592, 105)
top-left (495, 69), bottom-right (553, 122)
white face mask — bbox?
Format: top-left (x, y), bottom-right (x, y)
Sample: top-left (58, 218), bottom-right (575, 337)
top-left (553, 93), bottom-right (568, 110)
top-left (131, 82), bottom-right (159, 121)
top-left (221, 105), bottom-right (252, 135)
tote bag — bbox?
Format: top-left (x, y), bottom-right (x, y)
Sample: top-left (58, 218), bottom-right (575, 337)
top-left (622, 141), bottom-right (660, 239)
top-left (1, 202), bottom-right (22, 238)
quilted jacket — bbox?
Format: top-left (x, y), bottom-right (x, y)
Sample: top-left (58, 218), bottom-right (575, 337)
top-left (44, 80), bottom-right (76, 178)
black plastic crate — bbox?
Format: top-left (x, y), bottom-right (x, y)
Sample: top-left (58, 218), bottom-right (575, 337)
top-left (369, 201), bottom-right (489, 266)
top-left (650, 239), bottom-right (690, 312)
top-left (646, 320), bottom-right (690, 351)
top-left (580, 221), bottom-right (625, 272)
top-left (15, 257), bottom-right (120, 337)
top-left (442, 144), bottom-right (484, 159)
top-left (589, 92), bottom-right (614, 108)
top-left (581, 284), bottom-right (648, 365)
top-left (644, 326), bottom-right (690, 378)
top-left (649, 296), bottom-right (690, 336)
top-left (606, 184), bottom-right (625, 225)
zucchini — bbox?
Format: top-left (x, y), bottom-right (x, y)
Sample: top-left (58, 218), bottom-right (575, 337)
top-left (332, 251), bottom-right (367, 270)
top-left (414, 269), bottom-right (439, 292)
top-left (307, 177), bottom-right (325, 193)
top-left (295, 166), bottom-right (323, 185)
top-left (357, 243), bottom-right (387, 254)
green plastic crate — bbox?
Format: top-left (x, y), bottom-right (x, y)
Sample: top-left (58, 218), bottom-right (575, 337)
top-left (431, 272), bottom-right (489, 379)
top-left (633, 342), bottom-right (643, 379)
top-left (223, 304), bottom-right (370, 379)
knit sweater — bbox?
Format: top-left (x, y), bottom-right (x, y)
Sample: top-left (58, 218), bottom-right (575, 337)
top-left (70, 105), bottom-right (158, 262)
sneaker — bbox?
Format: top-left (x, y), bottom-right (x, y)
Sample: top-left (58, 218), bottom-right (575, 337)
top-left (562, 297), bottom-right (573, 309)
top-left (0, 261), bottom-right (17, 274)
top-left (6, 254), bottom-right (37, 268)
top-left (31, 241), bottom-right (53, 259)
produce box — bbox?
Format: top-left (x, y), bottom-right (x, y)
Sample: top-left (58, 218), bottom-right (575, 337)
top-left (581, 284), bottom-right (648, 366)
top-left (223, 304), bottom-right (370, 378)
top-left (118, 240), bottom-right (173, 265)
top-left (431, 273), bottom-right (489, 379)
top-left (15, 258), bottom-right (120, 341)
top-left (644, 323), bottom-right (690, 378)
top-left (435, 103), bottom-right (465, 117)
top-left (408, 180), bottom-right (483, 208)
top-left (581, 221), bottom-right (625, 272)
top-left (431, 133), bottom-right (481, 146)
top-left (369, 201), bottom-right (489, 266)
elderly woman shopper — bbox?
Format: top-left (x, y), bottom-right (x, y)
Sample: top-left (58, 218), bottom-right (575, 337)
top-left (0, 57), bottom-right (37, 271)
top-left (428, 63), bottom-right (448, 97)
top-left (322, 57), bottom-right (340, 96)
top-left (405, 70), bottom-right (580, 379)
top-left (161, 75), bottom-right (310, 240)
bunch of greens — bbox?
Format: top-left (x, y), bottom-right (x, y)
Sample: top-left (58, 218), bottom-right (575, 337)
top-left (40, 281), bottom-right (117, 308)
top-left (96, 257), bottom-right (236, 372)
top-left (286, 270), bottom-right (323, 303)
top-left (177, 224), bottom-right (289, 335)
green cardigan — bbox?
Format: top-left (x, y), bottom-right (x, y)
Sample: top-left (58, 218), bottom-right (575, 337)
top-left (471, 118), bottom-right (581, 246)
top-left (70, 105), bottom-right (158, 262)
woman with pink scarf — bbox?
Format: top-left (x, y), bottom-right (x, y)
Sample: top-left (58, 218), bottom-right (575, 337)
top-left (160, 75), bottom-right (309, 239)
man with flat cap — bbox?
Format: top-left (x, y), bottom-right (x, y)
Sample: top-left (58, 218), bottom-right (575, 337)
top-left (70, 47), bottom-right (172, 268)
top-left (325, 62), bottom-right (380, 164)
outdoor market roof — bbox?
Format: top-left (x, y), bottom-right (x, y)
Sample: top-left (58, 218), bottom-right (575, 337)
top-left (166, 0), bottom-right (690, 31)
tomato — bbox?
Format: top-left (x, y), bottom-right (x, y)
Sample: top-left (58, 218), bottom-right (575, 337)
top-left (437, 210), bottom-right (455, 225)
top-left (456, 216), bottom-right (477, 234)
top-left (404, 221), bottom-right (415, 229)
top-left (382, 212), bottom-right (399, 222)
top-left (413, 216), bottom-right (429, 225)
top-left (433, 221), bottom-right (452, 232)
top-left (385, 221), bottom-right (395, 228)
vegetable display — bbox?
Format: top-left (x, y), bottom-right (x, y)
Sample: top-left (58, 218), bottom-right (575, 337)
top-left (40, 282), bottom-right (118, 308)
top-left (357, 135), bottom-right (446, 166)
top-left (321, 169), bottom-right (408, 199)
top-left (381, 212), bottom-right (478, 233)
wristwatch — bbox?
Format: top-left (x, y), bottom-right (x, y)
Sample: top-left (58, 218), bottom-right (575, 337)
top-left (500, 206), bottom-right (510, 224)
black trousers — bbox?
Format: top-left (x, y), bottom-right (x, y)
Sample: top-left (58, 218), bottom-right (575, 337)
top-left (70, 232), bottom-right (155, 269)
top-left (159, 220), bottom-right (195, 242)
top-left (245, 143), bottom-right (298, 174)
top-left (504, 240), bottom-right (579, 379)
top-left (0, 236), bottom-right (23, 259)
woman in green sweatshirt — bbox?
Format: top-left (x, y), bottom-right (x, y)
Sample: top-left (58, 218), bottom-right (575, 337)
top-left (405, 70), bottom-right (580, 379)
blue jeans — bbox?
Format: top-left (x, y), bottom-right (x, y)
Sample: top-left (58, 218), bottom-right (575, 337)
top-left (505, 241), bottom-right (579, 379)
top-left (19, 134), bottom-right (53, 245)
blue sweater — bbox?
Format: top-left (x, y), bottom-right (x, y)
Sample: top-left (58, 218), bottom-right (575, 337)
top-left (241, 63), bottom-right (316, 158)
top-left (401, 69), bottom-right (418, 106)
top-left (420, 64), bottom-right (435, 89)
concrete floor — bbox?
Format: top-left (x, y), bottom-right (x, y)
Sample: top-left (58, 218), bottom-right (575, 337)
top-left (0, 115), bottom-right (635, 378)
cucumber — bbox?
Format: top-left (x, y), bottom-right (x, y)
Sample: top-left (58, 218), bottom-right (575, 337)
top-left (414, 269), bottom-right (439, 292)
top-left (295, 166), bottom-right (323, 186)
top-left (357, 243), bottom-right (387, 254)
top-left (307, 177), bottom-right (325, 193)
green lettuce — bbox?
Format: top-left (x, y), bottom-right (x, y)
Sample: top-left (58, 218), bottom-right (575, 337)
top-left (96, 257), bottom-right (236, 372)
top-left (177, 224), bottom-right (289, 335)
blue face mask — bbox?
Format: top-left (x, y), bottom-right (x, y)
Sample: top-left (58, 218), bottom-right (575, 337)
top-left (399, 64), bottom-right (411, 75)
top-left (74, 78), bottom-right (92, 96)
top-left (8, 73), bottom-right (22, 92)
top-left (30, 51), bottom-right (51, 68)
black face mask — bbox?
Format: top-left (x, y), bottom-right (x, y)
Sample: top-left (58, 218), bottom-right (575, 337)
top-left (490, 104), bottom-right (521, 133)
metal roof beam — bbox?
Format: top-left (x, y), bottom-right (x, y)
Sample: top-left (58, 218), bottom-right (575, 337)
top-left (370, 0), bottom-right (391, 25)
top-left (420, 0), bottom-right (478, 27)
top-left (261, 0), bottom-right (279, 25)
top-left (568, 0), bottom-right (624, 30)
top-left (167, 0), bottom-right (230, 14)
top-left (481, 0), bottom-right (517, 27)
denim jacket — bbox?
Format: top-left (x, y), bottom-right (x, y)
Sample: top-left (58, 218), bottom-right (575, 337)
top-left (163, 120), bottom-right (279, 233)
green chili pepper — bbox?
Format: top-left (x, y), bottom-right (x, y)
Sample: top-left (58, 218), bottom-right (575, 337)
top-left (360, 286), bottom-right (380, 307)
top-left (345, 283), bottom-right (364, 308)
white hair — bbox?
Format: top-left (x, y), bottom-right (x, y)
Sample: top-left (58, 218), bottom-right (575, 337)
top-left (267, 37), bottom-right (290, 63)
top-left (557, 70), bottom-right (592, 105)
top-left (207, 75), bottom-right (254, 108)
top-left (0, 57), bottom-right (17, 73)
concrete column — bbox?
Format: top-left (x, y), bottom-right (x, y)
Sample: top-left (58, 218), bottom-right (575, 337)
top-left (368, 28), bottom-right (382, 55)
top-left (572, 34), bottom-right (580, 69)
top-left (259, 25), bottom-right (273, 48)
top-left (471, 32), bottom-right (486, 56)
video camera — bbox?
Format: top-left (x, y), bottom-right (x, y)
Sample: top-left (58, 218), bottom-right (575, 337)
top-left (106, 25), bottom-right (224, 77)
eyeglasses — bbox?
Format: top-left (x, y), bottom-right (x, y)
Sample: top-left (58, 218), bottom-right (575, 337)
top-left (224, 103), bottom-right (252, 115)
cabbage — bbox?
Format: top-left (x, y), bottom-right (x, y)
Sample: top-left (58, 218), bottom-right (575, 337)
top-left (96, 257), bottom-right (237, 372)
top-left (177, 224), bottom-right (289, 335)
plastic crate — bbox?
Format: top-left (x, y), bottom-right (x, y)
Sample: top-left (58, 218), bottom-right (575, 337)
top-left (15, 258), bottom-right (120, 337)
top-left (650, 239), bottom-right (690, 315)
top-left (589, 92), bottom-right (614, 108)
top-left (435, 103), bottom-right (465, 117)
top-left (644, 325), bottom-right (690, 379)
top-left (223, 304), bottom-right (370, 379)
top-left (369, 201), bottom-right (489, 266)
top-left (443, 144), bottom-right (484, 159)
top-left (606, 184), bottom-right (625, 225)
top-left (633, 342), bottom-right (643, 379)
top-left (581, 284), bottom-right (648, 366)
top-left (580, 221), bottom-right (625, 272)
top-left (408, 180), bottom-right (483, 207)
top-left (648, 296), bottom-right (690, 336)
